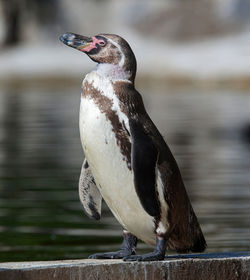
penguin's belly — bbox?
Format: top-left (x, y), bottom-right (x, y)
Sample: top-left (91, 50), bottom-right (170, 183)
top-left (80, 97), bottom-right (156, 245)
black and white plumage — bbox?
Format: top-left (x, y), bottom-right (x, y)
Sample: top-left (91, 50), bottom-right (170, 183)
top-left (60, 32), bottom-right (206, 261)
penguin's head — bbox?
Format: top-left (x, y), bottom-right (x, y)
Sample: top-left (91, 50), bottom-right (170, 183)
top-left (60, 32), bottom-right (137, 82)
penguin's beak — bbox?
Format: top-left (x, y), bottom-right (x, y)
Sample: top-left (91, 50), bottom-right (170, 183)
top-left (59, 32), bottom-right (93, 52)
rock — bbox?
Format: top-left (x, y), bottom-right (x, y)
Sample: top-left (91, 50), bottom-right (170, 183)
top-left (0, 252), bottom-right (250, 280)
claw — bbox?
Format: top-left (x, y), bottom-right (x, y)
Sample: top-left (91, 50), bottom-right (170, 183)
top-left (123, 252), bottom-right (165, 262)
top-left (123, 236), bottom-right (167, 262)
top-left (88, 231), bottom-right (138, 260)
top-left (88, 251), bottom-right (124, 259)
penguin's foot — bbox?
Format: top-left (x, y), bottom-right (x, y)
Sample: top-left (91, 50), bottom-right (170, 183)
top-left (88, 250), bottom-right (134, 259)
top-left (123, 251), bottom-right (165, 261)
top-left (88, 231), bottom-right (137, 259)
top-left (123, 235), bottom-right (167, 262)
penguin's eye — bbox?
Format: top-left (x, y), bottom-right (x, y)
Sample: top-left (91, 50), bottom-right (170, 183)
top-left (99, 40), bottom-right (106, 47)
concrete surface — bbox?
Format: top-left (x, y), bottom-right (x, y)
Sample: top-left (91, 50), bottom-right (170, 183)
top-left (0, 252), bottom-right (250, 280)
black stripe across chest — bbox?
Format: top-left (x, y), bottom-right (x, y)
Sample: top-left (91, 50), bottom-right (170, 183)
top-left (82, 79), bottom-right (132, 170)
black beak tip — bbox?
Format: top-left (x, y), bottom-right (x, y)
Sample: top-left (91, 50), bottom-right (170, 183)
top-left (59, 34), bottom-right (64, 42)
top-left (59, 32), bottom-right (92, 50)
top-left (59, 32), bottom-right (75, 46)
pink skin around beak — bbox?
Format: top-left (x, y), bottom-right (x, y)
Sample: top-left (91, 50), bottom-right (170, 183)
top-left (77, 37), bottom-right (104, 52)
top-left (59, 32), bottom-right (106, 53)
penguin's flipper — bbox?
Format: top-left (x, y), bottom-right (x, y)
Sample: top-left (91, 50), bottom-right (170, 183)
top-left (79, 159), bottom-right (102, 220)
top-left (129, 118), bottom-right (160, 217)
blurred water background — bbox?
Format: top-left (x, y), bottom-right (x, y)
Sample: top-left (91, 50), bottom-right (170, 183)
top-left (0, 0), bottom-right (250, 262)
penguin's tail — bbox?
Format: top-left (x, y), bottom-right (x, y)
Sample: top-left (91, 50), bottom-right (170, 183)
top-left (189, 207), bottom-right (207, 253)
top-left (168, 227), bottom-right (207, 254)
top-left (190, 228), bottom-right (207, 253)
top-left (167, 206), bottom-right (207, 253)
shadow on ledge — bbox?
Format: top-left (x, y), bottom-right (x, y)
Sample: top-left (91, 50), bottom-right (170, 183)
top-left (166, 251), bottom-right (250, 260)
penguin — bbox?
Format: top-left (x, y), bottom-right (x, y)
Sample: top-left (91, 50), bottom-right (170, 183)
top-left (59, 32), bottom-right (206, 261)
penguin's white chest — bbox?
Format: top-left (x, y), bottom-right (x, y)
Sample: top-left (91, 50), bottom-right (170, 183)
top-left (79, 95), bottom-right (131, 196)
top-left (79, 74), bottom-right (156, 244)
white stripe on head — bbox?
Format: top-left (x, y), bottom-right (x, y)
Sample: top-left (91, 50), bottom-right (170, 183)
top-left (107, 38), bottom-right (125, 67)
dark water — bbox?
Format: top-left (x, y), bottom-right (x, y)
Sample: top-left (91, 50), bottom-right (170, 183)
top-left (0, 86), bottom-right (250, 262)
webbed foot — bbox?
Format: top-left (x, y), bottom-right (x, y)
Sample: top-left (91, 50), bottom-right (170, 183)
top-left (123, 235), bottom-right (167, 262)
top-left (89, 250), bottom-right (134, 259)
top-left (123, 251), bottom-right (165, 261)
top-left (88, 231), bottom-right (137, 259)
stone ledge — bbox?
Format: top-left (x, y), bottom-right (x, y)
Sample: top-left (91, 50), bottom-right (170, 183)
top-left (0, 252), bottom-right (250, 280)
